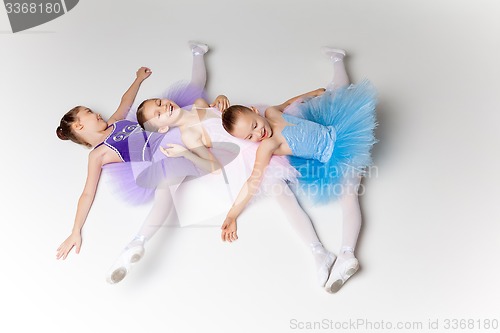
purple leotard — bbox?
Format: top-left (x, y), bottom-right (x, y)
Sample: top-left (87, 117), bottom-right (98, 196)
top-left (95, 120), bottom-right (152, 162)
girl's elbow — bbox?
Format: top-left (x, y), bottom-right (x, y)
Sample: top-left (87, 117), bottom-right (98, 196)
top-left (194, 98), bottom-right (209, 107)
top-left (80, 191), bottom-right (95, 201)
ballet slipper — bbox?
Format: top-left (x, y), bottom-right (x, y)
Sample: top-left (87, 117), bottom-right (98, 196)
top-left (324, 256), bottom-right (359, 293)
top-left (106, 243), bottom-right (145, 284)
top-left (311, 243), bottom-right (337, 287)
top-left (317, 251), bottom-right (337, 287)
top-left (321, 46), bottom-right (346, 62)
top-left (189, 41), bottom-right (209, 56)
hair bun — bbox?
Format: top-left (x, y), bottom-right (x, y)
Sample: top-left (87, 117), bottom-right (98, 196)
top-left (56, 126), bottom-right (68, 140)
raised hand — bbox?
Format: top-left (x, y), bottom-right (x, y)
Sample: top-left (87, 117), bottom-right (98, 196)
top-left (136, 66), bottom-right (152, 82)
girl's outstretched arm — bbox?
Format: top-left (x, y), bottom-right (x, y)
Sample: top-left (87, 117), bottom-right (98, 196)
top-left (56, 149), bottom-right (104, 260)
top-left (274, 88), bottom-right (326, 112)
top-left (108, 67), bottom-right (152, 124)
top-left (221, 141), bottom-right (277, 242)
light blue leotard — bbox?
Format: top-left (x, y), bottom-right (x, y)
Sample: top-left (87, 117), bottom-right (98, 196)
top-left (278, 81), bottom-right (377, 203)
top-left (281, 113), bottom-right (336, 163)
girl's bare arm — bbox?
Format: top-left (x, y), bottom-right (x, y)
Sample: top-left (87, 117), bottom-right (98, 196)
top-left (221, 140), bottom-right (279, 242)
top-left (274, 88), bottom-right (326, 112)
top-left (108, 67), bottom-right (152, 124)
top-left (56, 149), bottom-right (104, 259)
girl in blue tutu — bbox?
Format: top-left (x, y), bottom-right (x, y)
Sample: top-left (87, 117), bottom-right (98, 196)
top-left (221, 47), bottom-right (378, 293)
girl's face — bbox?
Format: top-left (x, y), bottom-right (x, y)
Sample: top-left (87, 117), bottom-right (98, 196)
top-left (142, 99), bottom-right (181, 130)
top-left (75, 107), bottom-right (107, 132)
top-left (230, 108), bottom-right (273, 142)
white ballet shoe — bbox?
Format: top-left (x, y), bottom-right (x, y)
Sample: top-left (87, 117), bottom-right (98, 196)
top-left (189, 41), bottom-right (209, 56)
top-left (321, 46), bottom-right (346, 62)
top-left (318, 251), bottom-right (337, 287)
top-left (106, 243), bottom-right (145, 284)
top-left (324, 257), bottom-right (359, 293)
top-left (310, 243), bottom-right (336, 287)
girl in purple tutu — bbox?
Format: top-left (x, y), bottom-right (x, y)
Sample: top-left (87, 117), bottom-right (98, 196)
top-left (55, 42), bottom-right (214, 277)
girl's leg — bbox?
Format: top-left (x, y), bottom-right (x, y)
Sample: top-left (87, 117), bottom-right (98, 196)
top-left (135, 185), bottom-right (176, 241)
top-left (270, 180), bottom-right (336, 287)
top-left (188, 41), bottom-right (209, 89)
top-left (325, 176), bottom-right (362, 293)
top-left (106, 180), bottom-right (179, 284)
top-left (322, 47), bottom-right (350, 91)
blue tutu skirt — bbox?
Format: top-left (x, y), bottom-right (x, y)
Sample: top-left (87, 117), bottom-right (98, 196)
top-left (287, 80), bottom-right (378, 203)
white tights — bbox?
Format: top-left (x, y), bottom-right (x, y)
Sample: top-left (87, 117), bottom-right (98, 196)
top-left (338, 177), bottom-right (362, 257)
top-left (135, 184), bottom-right (176, 242)
top-left (190, 52), bottom-right (207, 89)
top-left (325, 49), bottom-right (350, 91)
top-left (270, 180), bottom-right (335, 286)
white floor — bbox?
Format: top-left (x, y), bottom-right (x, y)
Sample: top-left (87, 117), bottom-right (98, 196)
top-left (1, 1), bottom-right (499, 332)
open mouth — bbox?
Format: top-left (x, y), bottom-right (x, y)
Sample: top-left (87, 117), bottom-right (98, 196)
top-left (262, 128), bottom-right (267, 140)
top-left (168, 104), bottom-right (173, 116)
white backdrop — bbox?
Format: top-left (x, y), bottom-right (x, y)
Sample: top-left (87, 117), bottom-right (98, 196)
top-left (1, 1), bottom-right (499, 332)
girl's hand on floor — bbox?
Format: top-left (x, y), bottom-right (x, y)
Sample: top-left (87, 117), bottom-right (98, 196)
top-left (221, 216), bottom-right (238, 242)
